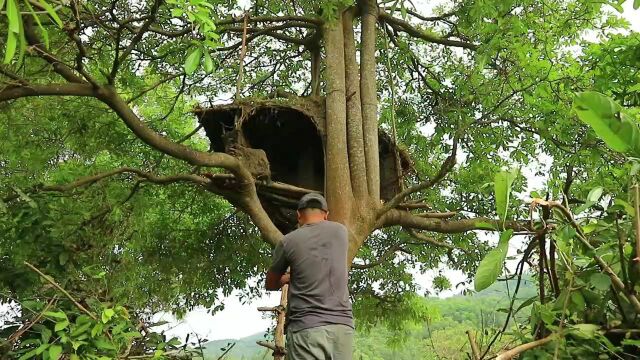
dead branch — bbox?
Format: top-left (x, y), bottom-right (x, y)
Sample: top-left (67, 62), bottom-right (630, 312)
top-left (466, 330), bottom-right (480, 360)
top-left (7, 297), bottom-right (56, 345)
top-left (24, 262), bottom-right (98, 321)
top-left (495, 334), bottom-right (557, 360)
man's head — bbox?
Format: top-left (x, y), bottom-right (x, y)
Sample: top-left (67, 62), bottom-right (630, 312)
top-left (297, 193), bottom-right (329, 225)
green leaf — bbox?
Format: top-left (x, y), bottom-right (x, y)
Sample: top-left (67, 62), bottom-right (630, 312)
top-left (570, 291), bottom-right (586, 312)
top-left (574, 91), bottom-right (640, 156)
top-left (571, 323), bottom-right (600, 339)
top-left (474, 230), bottom-right (513, 291)
top-left (613, 198), bottom-right (635, 216)
top-left (91, 323), bottom-right (103, 337)
top-left (494, 169), bottom-right (519, 225)
top-left (101, 308), bottom-right (115, 323)
top-left (6, 0), bottom-right (20, 33)
top-left (93, 338), bottom-right (116, 350)
top-left (59, 252), bottom-right (69, 266)
top-left (634, 0), bottom-right (640, 10)
top-left (184, 48), bottom-right (202, 75)
top-left (514, 296), bottom-right (538, 315)
top-left (44, 311), bottom-right (68, 320)
top-left (48, 345), bottom-right (62, 360)
top-left (18, 343), bottom-right (49, 360)
top-left (54, 320), bottom-right (69, 332)
top-left (203, 50), bottom-right (214, 74)
top-left (622, 338), bottom-right (640, 346)
top-left (4, 30), bottom-right (17, 64)
top-left (587, 187), bottom-right (603, 202)
top-left (590, 273), bottom-right (611, 291)
top-left (70, 322), bottom-right (92, 337)
top-left (37, 0), bottom-right (63, 28)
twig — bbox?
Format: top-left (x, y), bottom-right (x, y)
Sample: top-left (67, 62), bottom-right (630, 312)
top-left (531, 199), bottom-right (640, 313)
top-left (23, 262), bottom-right (98, 321)
top-left (553, 277), bottom-right (574, 359)
top-left (496, 333), bottom-right (557, 360)
top-left (8, 297), bottom-right (57, 344)
top-left (633, 185), bottom-right (640, 264)
top-left (235, 13), bottom-right (249, 99)
top-left (217, 342), bottom-right (236, 360)
top-left (467, 330), bottom-right (480, 360)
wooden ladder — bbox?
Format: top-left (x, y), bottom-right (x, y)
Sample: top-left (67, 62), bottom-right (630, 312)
top-left (256, 284), bottom-right (288, 359)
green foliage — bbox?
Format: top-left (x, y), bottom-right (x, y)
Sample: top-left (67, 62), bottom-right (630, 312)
top-left (1, 0), bottom-right (62, 64)
top-left (494, 169), bottom-right (519, 226)
top-left (474, 230), bottom-right (513, 292)
top-left (2, 285), bottom-right (186, 359)
top-left (573, 91), bottom-right (640, 156)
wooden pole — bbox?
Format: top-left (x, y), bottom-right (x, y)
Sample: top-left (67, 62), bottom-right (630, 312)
top-left (257, 284), bottom-right (288, 359)
top-left (274, 284), bottom-right (288, 360)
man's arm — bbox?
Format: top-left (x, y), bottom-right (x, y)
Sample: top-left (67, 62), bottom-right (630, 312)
top-left (266, 241), bottom-right (289, 291)
top-left (265, 271), bottom-right (290, 291)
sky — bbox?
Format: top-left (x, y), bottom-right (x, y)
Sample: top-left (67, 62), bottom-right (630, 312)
top-left (155, 3), bottom-right (639, 343)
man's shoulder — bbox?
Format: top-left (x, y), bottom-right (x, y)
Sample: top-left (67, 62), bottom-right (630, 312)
top-left (285, 221), bottom-right (347, 238)
top-left (322, 220), bottom-right (347, 232)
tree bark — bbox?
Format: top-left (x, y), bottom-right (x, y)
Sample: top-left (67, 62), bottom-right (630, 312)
top-left (360, 0), bottom-right (381, 201)
top-left (323, 16), bottom-right (353, 225)
top-left (342, 9), bottom-right (368, 199)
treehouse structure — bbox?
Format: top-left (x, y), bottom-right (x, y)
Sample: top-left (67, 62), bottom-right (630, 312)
top-left (195, 97), bottom-right (411, 232)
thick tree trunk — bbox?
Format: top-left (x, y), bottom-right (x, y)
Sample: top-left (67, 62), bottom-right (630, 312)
top-left (323, 17), bottom-right (353, 226)
top-left (360, 0), bottom-right (380, 201)
top-left (342, 10), bottom-right (368, 199)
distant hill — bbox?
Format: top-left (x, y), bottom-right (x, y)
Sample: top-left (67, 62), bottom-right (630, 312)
top-left (201, 277), bottom-right (536, 360)
top-left (201, 332), bottom-right (272, 360)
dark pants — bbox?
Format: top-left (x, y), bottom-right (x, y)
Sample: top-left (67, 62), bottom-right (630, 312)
top-left (286, 324), bottom-right (353, 360)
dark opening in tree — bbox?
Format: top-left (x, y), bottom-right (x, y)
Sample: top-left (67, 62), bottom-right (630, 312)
top-left (243, 107), bottom-right (324, 191)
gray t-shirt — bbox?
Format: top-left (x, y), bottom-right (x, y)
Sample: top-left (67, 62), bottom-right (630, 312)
top-left (269, 220), bottom-right (354, 333)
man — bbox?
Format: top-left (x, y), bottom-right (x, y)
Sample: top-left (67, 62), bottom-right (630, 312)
top-left (266, 193), bottom-right (354, 360)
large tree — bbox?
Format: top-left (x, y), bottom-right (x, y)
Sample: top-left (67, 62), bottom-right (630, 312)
top-left (1, 0), bottom-right (635, 334)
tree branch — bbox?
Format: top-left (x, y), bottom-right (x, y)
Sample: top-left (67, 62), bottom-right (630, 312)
top-left (95, 87), bottom-right (252, 180)
top-left (0, 83), bottom-right (97, 101)
top-left (109, 0), bottom-right (162, 83)
top-left (379, 137), bottom-right (457, 216)
top-left (3, 167), bottom-right (209, 203)
top-left (495, 333), bottom-right (557, 360)
top-left (23, 17), bottom-right (86, 84)
top-left (379, 11), bottom-right (477, 50)
top-left (406, 228), bottom-right (455, 250)
top-left (351, 243), bottom-right (406, 269)
top-left (378, 209), bottom-right (530, 233)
